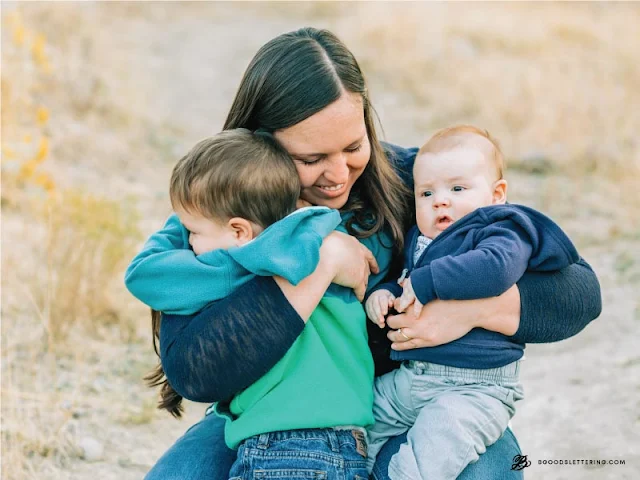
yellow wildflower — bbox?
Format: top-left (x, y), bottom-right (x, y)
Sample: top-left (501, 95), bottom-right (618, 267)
top-left (36, 107), bottom-right (49, 126)
top-left (34, 137), bottom-right (49, 164)
top-left (32, 34), bottom-right (48, 67)
top-left (19, 160), bottom-right (37, 179)
top-left (34, 173), bottom-right (56, 192)
top-left (13, 23), bottom-right (25, 46)
top-left (2, 146), bottom-right (16, 159)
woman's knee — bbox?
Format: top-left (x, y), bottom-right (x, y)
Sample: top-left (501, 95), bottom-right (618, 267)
top-left (145, 413), bottom-right (236, 480)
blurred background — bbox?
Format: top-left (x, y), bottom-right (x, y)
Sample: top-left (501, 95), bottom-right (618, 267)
top-left (1, 2), bottom-right (638, 479)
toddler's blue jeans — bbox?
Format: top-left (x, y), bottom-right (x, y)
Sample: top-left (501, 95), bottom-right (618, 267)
top-left (228, 428), bottom-right (369, 480)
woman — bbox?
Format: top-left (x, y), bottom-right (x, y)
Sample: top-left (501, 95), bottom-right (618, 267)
top-left (145, 28), bottom-right (601, 479)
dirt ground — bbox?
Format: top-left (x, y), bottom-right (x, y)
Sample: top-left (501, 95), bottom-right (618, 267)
top-left (2, 2), bottom-right (639, 479)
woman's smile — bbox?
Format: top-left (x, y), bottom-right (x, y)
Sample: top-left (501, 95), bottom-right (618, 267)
top-left (315, 182), bottom-right (347, 196)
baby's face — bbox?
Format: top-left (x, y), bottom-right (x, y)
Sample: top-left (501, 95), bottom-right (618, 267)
top-left (414, 146), bottom-right (505, 238)
top-left (175, 209), bottom-right (237, 255)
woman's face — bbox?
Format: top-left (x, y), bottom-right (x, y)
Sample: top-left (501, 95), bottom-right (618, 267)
top-left (274, 92), bottom-right (370, 210)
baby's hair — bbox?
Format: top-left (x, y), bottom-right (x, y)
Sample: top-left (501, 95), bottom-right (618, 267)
top-left (147, 128), bottom-right (300, 417)
top-left (418, 125), bottom-right (505, 180)
top-left (170, 128), bottom-right (300, 229)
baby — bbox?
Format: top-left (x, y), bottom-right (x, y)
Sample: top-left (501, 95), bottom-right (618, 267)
top-left (125, 128), bottom-right (374, 478)
top-left (365, 125), bottom-right (580, 479)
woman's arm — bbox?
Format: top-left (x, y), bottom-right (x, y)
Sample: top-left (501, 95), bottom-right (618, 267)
top-left (510, 257), bottom-right (601, 343)
top-left (386, 258), bottom-right (601, 350)
top-left (161, 232), bottom-right (378, 403)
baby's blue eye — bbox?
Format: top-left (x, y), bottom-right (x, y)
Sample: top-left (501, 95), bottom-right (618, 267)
top-left (452, 186), bottom-right (466, 192)
top-left (421, 191), bottom-right (432, 197)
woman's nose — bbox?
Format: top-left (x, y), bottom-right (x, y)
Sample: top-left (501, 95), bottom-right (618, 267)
top-left (324, 154), bottom-right (349, 184)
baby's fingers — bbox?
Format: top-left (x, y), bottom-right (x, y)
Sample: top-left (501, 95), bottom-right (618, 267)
top-left (413, 299), bottom-right (424, 318)
top-left (394, 294), bottom-right (409, 313)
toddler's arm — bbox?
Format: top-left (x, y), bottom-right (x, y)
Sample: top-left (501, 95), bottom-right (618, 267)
top-left (125, 214), bottom-right (235, 314)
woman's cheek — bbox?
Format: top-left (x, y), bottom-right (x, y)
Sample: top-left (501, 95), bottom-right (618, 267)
top-left (295, 164), bottom-right (321, 190)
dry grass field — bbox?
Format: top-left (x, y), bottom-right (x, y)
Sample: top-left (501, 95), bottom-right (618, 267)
top-left (2, 2), bottom-right (639, 479)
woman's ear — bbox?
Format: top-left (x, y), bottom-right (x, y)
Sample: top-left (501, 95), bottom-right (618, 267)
top-left (227, 218), bottom-right (260, 246)
top-left (492, 179), bottom-right (508, 204)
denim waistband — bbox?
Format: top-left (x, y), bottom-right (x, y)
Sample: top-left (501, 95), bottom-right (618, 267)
top-left (244, 428), bottom-right (364, 452)
top-left (406, 360), bottom-right (520, 383)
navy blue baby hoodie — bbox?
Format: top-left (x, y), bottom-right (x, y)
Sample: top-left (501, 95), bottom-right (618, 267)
top-left (374, 204), bottom-right (580, 369)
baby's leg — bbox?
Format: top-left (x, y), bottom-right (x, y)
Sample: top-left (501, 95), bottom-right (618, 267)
top-left (388, 385), bottom-right (514, 480)
top-left (366, 364), bottom-right (418, 472)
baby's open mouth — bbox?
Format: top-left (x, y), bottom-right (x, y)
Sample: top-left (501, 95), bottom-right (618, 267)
top-left (436, 215), bottom-right (454, 229)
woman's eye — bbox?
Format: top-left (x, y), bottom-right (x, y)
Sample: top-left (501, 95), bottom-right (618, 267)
top-left (452, 186), bottom-right (466, 192)
top-left (421, 191), bottom-right (432, 197)
top-left (297, 157), bottom-right (322, 166)
top-left (346, 144), bottom-right (362, 153)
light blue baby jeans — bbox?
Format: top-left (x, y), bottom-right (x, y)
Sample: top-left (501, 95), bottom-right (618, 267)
top-left (367, 360), bottom-right (524, 480)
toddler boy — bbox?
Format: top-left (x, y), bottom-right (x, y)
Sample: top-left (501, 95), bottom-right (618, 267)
top-left (125, 129), bottom-right (374, 478)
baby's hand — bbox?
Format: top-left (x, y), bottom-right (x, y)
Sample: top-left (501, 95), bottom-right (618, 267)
top-left (365, 290), bottom-right (396, 328)
top-left (394, 278), bottom-right (424, 318)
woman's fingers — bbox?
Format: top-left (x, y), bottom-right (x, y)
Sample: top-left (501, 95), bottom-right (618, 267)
top-left (386, 324), bottom-right (417, 345)
top-left (353, 281), bottom-right (366, 302)
top-left (363, 245), bottom-right (379, 275)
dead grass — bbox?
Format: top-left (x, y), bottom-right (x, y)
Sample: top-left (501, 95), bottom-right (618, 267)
top-left (1, 2), bottom-right (638, 479)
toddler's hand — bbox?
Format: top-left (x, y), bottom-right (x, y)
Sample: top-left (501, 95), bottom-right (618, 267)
top-left (394, 278), bottom-right (424, 317)
top-left (365, 290), bottom-right (396, 328)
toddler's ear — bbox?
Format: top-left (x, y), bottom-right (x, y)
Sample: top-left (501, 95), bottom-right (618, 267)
top-left (492, 179), bottom-right (508, 204)
top-left (228, 218), bottom-right (260, 246)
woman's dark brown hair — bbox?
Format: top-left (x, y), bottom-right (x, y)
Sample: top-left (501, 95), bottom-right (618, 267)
top-left (145, 309), bottom-right (184, 417)
top-left (224, 27), bottom-right (411, 250)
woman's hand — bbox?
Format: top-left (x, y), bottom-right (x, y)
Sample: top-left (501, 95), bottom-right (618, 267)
top-left (386, 285), bottom-right (521, 350)
top-left (320, 231), bottom-right (379, 301)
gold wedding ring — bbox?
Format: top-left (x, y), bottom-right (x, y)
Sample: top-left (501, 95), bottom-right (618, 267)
top-left (399, 328), bottom-right (411, 341)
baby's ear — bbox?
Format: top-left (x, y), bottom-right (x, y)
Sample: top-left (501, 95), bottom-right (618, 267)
top-left (228, 218), bottom-right (257, 246)
top-left (492, 179), bottom-right (508, 204)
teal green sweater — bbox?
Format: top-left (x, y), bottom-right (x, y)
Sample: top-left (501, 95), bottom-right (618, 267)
top-left (125, 207), bottom-right (394, 448)
top-left (126, 207), bottom-right (340, 315)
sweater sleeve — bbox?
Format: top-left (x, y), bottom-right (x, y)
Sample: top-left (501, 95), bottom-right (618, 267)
top-left (511, 257), bottom-right (601, 343)
top-left (160, 275), bottom-right (305, 403)
top-left (124, 214), bottom-right (235, 315)
top-left (411, 223), bottom-right (533, 304)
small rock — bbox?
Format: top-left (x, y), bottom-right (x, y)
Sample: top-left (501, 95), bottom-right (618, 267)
top-left (78, 436), bottom-right (104, 462)
top-left (90, 378), bottom-right (108, 394)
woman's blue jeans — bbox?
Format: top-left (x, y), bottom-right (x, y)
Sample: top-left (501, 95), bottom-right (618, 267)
top-left (145, 413), bottom-right (524, 479)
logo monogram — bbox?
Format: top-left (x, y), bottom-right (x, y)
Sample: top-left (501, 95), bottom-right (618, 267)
top-left (511, 454), bottom-right (532, 470)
